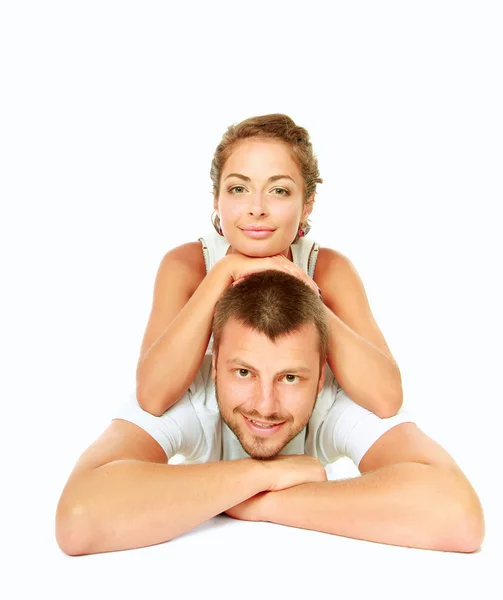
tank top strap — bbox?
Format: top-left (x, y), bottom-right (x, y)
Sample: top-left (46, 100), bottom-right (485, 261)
top-left (290, 236), bottom-right (320, 278)
top-left (198, 231), bottom-right (231, 274)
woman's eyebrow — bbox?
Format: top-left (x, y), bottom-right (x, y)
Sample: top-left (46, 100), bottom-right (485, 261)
top-left (224, 173), bottom-right (297, 184)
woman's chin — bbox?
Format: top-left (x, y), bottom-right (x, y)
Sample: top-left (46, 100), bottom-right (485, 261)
top-left (226, 237), bottom-right (293, 258)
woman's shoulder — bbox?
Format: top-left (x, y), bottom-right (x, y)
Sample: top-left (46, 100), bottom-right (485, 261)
top-left (313, 246), bottom-right (354, 292)
top-left (315, 246), bottom-right (348, 274)
top-left (158, 241), bottom-right (207, 293)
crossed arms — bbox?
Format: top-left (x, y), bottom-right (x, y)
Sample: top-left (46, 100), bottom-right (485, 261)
top-left (56, 418), bottom-right (484, 556)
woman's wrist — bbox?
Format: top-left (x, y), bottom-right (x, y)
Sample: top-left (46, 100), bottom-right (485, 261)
top-left (209, 254), bottom-right (235, 291)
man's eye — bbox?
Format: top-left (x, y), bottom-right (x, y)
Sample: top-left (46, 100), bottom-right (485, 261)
top-left (237, 369), bottom-right (251, 378)
top-left (282, 374), bottom-right (299, 384)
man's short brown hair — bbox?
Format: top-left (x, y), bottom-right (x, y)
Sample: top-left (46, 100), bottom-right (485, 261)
top-left (212, 271), bottom-right (328, 362)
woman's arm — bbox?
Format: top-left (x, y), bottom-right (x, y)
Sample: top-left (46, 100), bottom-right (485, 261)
top-left (315, 248), bottom-right (403, 417)
top-left (324, 306), bottom-right (403, 417)
top-left (135, 242), bottom-right (232, 416)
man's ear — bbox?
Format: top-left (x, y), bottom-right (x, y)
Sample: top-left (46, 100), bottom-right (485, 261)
top-left (211, 352), bottom-right (217, 381)
top-left (317, 361), bottom-right (326, 394)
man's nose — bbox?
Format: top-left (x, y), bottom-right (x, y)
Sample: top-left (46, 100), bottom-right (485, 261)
top-left (249, 382), bottom-right (280, 418)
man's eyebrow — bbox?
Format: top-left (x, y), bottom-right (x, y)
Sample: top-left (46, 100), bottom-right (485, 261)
top-left (223, 173), bottom-right (297, 184)
top-left (225, 357), bottom-right (312, 375)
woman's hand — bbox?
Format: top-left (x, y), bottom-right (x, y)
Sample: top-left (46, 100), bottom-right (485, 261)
top-left (220, 253), bottom-right (321, 297)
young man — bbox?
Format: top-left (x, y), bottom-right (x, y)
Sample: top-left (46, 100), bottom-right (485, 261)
top-left (56, 271), bottom-right (484, 556)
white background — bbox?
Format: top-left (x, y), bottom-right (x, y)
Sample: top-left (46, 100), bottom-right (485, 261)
top-left (1, 1), bottom-right (502, 598)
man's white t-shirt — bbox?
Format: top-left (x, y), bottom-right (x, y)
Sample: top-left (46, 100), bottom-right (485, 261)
top-left (114, 356), bottom-right (414, 468)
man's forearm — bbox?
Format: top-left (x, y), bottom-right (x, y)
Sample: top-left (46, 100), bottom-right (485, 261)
top-left (260, 463), bottom-right (484, 553)
top-left (57, 458), bottom-right (267, 556)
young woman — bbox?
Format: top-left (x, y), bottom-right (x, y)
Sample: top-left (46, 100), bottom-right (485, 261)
top-left (135, 114), bottom-right (403, 419)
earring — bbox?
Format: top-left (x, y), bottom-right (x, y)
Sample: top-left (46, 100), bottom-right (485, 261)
top-left (212, 211), bottom-right (224, 236)
top-left (298, 223), bottom-right (306, 237)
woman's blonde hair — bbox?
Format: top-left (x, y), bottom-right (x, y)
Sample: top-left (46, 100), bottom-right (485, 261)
top-left (210, 114), bottom-right (323, 241)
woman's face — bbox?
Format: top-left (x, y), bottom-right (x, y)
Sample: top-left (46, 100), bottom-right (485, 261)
top-left (216, 138), bottom-right (312, 257)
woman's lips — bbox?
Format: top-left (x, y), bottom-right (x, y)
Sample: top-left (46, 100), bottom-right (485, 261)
top-left (240, 228), bottom-right (276, 239)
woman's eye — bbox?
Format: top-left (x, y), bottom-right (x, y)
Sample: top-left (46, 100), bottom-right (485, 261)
top-left (229, 186), bottom-right (289, 196)
top-left (282, 374), bottom-right (299, 384)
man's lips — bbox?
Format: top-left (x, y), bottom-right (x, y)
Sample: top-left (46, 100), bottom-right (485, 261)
top-left (243, 415), bottom-right (286, 435)
top-left (243, 415), bottom-right (285, 426)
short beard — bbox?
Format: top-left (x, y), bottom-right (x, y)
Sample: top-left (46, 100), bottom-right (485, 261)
top-left (214, 374), bottom-right (317, 459)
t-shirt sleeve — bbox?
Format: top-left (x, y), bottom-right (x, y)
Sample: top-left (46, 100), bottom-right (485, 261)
top-left (317, 387), bottom-right (416, 467)
top-left (113, 390), bottom-right (206, 462)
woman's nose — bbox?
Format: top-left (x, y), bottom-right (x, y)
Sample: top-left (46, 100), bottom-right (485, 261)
top-left (247, 192), bottom-right (269, 217)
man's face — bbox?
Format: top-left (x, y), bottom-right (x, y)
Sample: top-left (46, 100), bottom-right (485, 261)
top-left (212, 318), bottom-right (325, 459)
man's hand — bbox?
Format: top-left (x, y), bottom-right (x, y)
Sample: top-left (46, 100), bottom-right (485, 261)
top-left (225, 455), bottom-right (327, 521)
top-left (225, 492), bottom-right (269, 522)
top-left (259, 454), bottom-right (327, 492)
